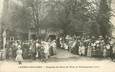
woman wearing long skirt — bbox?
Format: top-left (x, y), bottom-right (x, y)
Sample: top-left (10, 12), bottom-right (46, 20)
top-left (106, 44), bottom-right (111, 57)
top-left (79, 45), bottom-right (85, 56)
top-left (87, 46), bottom-right (92, 57)
top-left (15, 46), bottom-right (23, 64)
top-left (81, 45), bottom-right (85, 56)
top-left (103, 47), bottom-right (107, 58)
top-left (51, 40), bottom-right (57, 55)
top-left (41, 41), bottom-right (50, 62)
top-left (8, 48), bottom-right (13, 60)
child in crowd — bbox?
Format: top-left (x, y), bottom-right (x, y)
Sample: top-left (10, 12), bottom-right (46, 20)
top-left (15, 45), bottom-right (23, 65)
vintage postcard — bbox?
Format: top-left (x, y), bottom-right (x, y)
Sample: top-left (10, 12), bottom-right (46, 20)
top-left (0, 0), bottom-right (115, 72)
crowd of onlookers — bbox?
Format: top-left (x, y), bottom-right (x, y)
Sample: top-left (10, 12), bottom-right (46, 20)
top-left (6, 38), bottom-right (57, 64)
top-left (4, 33), bottom-right (115, 64)
top-left (58, 34), bottom-right (115, 59)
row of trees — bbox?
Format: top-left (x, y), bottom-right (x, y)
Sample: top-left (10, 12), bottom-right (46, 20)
top-left (1, 0), bottom-right (112, 39)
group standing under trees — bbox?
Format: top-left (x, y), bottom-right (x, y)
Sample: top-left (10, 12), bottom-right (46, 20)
top-left (1, 0), bottom-right (114, 64)
top-left (5, 33), bottom-right (115, 64)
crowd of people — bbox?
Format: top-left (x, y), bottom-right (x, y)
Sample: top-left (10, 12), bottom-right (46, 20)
top-left (6, 38), bottom-right (57, 64)
top-left (5, 33), bottom-right (115, 64)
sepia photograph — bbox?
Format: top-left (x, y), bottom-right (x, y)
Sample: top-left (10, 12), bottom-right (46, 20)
top-left (0, 0), bottom-right (115, 72)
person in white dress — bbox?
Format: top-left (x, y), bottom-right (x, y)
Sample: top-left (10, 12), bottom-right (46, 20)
top-left (103, 47), bottom-right (107, 58)
top-left (64, 42), bottom-right (68, 50)
top-left (15, 45), bottom-right (23, 64)
top-left (87, 45), bottom-right (92, 57)
top-left (41, 41), bottom-right (50, 62)
top-left (106, 44), bottom-right (111, 57)
top-left (79, 45), bottom-right (85, 56)
top-left (35, 41), bottom-right (41, 59)
top-left (50, 40), bottom-right (57, 55)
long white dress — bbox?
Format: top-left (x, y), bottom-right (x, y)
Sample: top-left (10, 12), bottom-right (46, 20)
top-left (15, 49), bottom-right (23, 61)
top-left (79, 46), bottom-right (85, 55)
top-left (50, 42), bottom-right (57, 55)
top-left (43, 42), bottom-right (50, 55)
top-left (103, 48), bottom-right (107, 57)
top-left (87, 46), bottom-right (92, 57)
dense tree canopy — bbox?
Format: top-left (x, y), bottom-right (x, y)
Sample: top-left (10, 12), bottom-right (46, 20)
top-left (1, 0), bottom-right (112, 39)
top-left (96, 0), bottom-right (112, 37)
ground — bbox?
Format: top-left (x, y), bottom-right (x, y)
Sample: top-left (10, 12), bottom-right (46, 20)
top-left (0, 48), bottom-right (115, 72)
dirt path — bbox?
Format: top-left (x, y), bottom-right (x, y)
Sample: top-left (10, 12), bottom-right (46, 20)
top-left (53, 48), bottom-right (77, 58)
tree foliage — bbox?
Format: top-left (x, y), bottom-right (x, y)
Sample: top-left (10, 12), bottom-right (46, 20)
top-left (1, 0), bottom-right (112, 38)
top-left (96, 0), bottom-right (112, 37)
